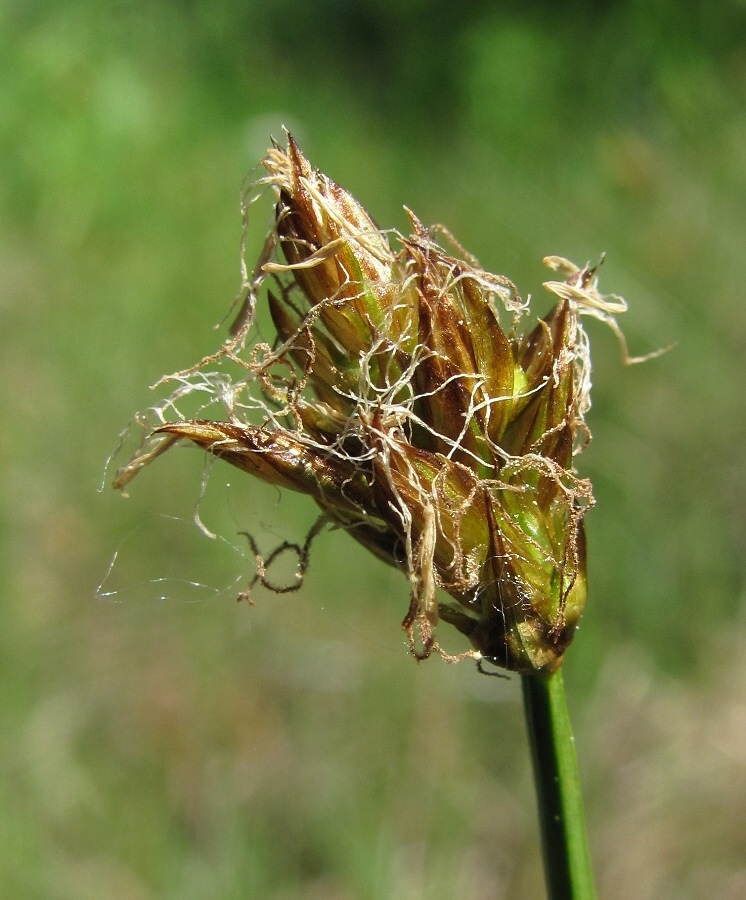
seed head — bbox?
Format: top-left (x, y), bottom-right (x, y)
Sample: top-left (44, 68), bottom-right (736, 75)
top-left (116, 135), bottom-right (636, 674)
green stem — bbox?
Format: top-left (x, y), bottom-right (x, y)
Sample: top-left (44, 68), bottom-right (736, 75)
top-left (521, 669), bottom-right (597, 900)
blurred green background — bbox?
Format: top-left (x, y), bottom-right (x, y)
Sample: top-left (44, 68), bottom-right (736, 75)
top-left (2, 1), bottom-right (745, 897)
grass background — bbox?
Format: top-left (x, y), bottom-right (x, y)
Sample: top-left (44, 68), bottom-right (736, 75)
top-left (2, 1), bottom-right (745, 897)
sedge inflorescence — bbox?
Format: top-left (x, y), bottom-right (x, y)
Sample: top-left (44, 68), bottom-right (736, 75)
top-left (115, 134), bottom-right (634, 674)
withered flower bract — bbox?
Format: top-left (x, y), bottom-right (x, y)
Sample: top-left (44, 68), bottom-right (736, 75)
top-left (116, 135), bottom-right (634, 674)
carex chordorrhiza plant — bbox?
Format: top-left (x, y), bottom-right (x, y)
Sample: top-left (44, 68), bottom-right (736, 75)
top-left (115, 134), bottom-right (644, 898)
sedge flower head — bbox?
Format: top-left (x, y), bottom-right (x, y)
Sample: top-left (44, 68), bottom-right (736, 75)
top-left (115, 135), bottom-right (635, 674)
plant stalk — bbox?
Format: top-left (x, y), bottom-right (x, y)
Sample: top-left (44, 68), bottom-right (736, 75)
top-left (521, 668), bottom-right (596, 900)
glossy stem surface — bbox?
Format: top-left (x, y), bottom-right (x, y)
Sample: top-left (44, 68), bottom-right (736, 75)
top-left (521, 668), bottom-right (597, 900)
